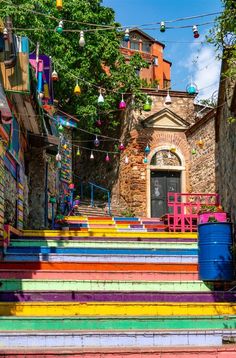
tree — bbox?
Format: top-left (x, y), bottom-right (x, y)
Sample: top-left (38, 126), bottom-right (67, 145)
top-left (1, 0), bottom-right (148, 133)
top-left (208, 0), bottom-right (236, 78)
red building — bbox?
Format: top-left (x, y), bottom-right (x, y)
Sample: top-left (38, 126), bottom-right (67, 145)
top-left (120, 28), bottom-right (171, 90)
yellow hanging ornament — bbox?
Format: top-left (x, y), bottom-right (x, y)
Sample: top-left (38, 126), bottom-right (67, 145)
top-left (74, 80), bottom-right (81, 95)
top-left (56, 0), bottom-right (63, 10)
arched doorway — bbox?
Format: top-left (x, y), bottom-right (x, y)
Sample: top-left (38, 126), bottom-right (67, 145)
top-left (147, 147), bottom-right (186, 218)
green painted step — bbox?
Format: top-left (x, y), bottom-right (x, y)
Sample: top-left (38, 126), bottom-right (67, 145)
top-left (9, 240), bottom-right (197, 250)
top-left (0, 316), bottom-right (235, 331)
top-left (0, 279), bottom-right (213, 292)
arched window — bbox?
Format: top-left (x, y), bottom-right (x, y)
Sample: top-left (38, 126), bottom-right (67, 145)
top-left (150, 150), bottom-right (181, 167)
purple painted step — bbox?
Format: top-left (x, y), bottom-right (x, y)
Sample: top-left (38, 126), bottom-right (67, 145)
top-left (1, 291), bottom-right (236, 302)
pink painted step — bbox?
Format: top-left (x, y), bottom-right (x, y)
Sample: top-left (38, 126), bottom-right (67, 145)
top-left (1, 346), bottom-right (236, 357)
top-left (0, 270), bottom-right (198, 281)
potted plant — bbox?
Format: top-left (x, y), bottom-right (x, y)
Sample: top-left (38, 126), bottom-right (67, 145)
top-left (55, 214), bottom-right (70, 230)
top-left (198, 204), bottom-right (227, 224)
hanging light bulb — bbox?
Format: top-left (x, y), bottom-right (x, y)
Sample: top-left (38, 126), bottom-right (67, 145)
top-left (144, 145), bottom-right (150, 154)
top-left (160, 21), bottom-right (165, 32)
top-left (63, 144), bottom-right (67, 149)
top-left (38, 92), bottom-right (44, 99)
top-left (76, 147), bottom-right (80, 156)
top-left (192, 148), bottom-right (196, 155)
top-left (58, 124), bottom-right (64, 133)
top-left (123, 28), bottom-right (130, 42)
top-left (74, 80), bottom-right (81, 95)
top-left (51, 69), bottom-right (59, 81)
top-left (56, 20), bottom-right (63, 34)
top-left (57, 161), bottom-right (62, 169)
top-left (98, 89), bottom-right (104, 104)
top-left (56, 0), bottom-right (62, 10)
top-left (105, 153), bottom-right (110, 162)
top-left (119, 94), bottom-right (126, 110)
top-left (90, 151), bottom-right (94, 159)
top-left (118, 143), bottom-right (125, 151)
top-left (3, 28), bottom-right (8, 40)
top-left (125, 155), bottom-right (129, 164)
top-left (192, 25), bottom-right (200, 38)
top-left (56, 152), bottom-right (62, 162)
top-left (79, 31), bottom-right (85, 47)
top-left (143, 156), bottom-right (148, 164)
top-left (94, 135), bottom-right (100, 147)
top-left (164, 90), bottom-right (172, 105)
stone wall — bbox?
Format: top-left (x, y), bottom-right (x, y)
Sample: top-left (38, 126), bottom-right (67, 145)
top-left (117, 128), bottom-right (191, 217)
top-left (113, 91), bottom-right (195, 216)
top-left (28, 148), bottom-right (47, 229)
top-left (186, 112), bottom-right (216, 193)
top-left (4, 169), bottom-right (17, 226)
top-left (216, 74), bottom-right (236, 224)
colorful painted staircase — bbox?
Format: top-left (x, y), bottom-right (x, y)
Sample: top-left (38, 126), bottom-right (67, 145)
top-left (0, 216), bottom-right (236, 357)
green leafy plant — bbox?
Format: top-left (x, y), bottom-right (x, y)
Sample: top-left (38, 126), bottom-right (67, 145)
top-left (198, 205), bottom-right (224, 214)
top-left (207, 216), bottom-right (219, 223)
top-left (121, 208), bottom-right (135, 217)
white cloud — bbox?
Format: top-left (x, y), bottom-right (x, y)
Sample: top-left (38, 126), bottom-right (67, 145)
top-left (186, 44), bottom-right (222, 102)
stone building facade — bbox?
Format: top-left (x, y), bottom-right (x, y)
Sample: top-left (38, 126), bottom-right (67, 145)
top-left (112, 90), bottom-right (217, 217)
top-left (186, 109), bottom-right (216, 194)
top-left (215, 56), bottom-right (236, 224)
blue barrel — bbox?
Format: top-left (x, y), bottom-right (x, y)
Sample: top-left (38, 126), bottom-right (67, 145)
top-left (198, 222), bottom-right (234, 281)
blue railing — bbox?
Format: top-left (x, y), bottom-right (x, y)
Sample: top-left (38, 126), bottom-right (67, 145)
top-left (73, 174), bottom-right (111, 216)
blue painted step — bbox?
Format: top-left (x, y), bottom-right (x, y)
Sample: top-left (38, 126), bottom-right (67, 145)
top-left (6, 247), bottom-right (198, 256)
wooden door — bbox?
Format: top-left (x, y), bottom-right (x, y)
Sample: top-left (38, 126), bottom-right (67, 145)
top-left (151, 171), bottom-right (181, 217)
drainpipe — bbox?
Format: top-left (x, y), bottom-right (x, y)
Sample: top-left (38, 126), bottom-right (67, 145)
top-left (4, 16), bottom-right (17, 69)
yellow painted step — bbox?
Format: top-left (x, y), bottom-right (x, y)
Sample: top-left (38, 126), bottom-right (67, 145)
top-left (1, 302), bottom-right (236, 316)
top-left (22, 230), bottom-right (198, 239)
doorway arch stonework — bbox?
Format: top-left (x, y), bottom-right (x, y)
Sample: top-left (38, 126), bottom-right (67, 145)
top-left (146, 145), bottom-right (186, 217)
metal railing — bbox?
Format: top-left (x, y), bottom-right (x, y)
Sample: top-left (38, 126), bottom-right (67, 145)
top-left (166, 193), bottom-right (220, 232)
top-left (73, 174), bottom-right (111, 216)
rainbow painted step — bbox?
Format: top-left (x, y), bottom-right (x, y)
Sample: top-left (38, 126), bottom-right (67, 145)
top-left (1, 302), bottom-right (236, 316)
top-left (0, 261), bottom-right (199, 272)
top-left (9, 239), bottom-right (198, 249)
top-left (21, 230), bottom-right (197, 239)
top-left (0, 280), bottom-right (212, 292)
top-left (0, 270), bottom-right (199, 281)
top-left (0, 315), bottom-right (236, 331)
top-left (0, 330), bottom-right (235, 347)
top-left (6, 247), bottom-right (198, 255)
top-left (1, 347), bottom-right (236, 358)
top-left (0, 291), bottom-right (234, 303)
top-left (4, 253), bottom-right (198, 263)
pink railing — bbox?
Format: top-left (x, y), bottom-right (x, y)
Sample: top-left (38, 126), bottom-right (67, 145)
top-left (166, 193), bottom-right (220, 232)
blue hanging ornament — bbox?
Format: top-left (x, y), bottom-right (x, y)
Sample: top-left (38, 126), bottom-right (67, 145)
top-left (123, 28), bottom-right (130, 42)
top-left (144, 145), bottom-right (150, 154)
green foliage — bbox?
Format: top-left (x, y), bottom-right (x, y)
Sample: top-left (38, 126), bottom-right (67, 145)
top-left (207, 0), bottom-right (236, 78)
top-left (198, 98), bottom-right (217, 108)
top-left (120, 208), bottom-right (135, 217)
top-left (2, 0), bottom-right (147, 133)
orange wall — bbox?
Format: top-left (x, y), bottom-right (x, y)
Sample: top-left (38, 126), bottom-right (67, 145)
top-left (120, 40), bottom-right (171, 89)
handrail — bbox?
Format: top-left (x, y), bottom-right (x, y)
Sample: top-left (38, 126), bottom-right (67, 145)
top-left (73, 174), bottom-right (111, 215)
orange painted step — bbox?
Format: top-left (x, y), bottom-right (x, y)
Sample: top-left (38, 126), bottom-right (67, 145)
top-left (0, 262), bottom-right (198, 272)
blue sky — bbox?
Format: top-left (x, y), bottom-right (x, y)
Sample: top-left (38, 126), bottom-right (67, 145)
top-left (102, 0), bottom-right (223, 101)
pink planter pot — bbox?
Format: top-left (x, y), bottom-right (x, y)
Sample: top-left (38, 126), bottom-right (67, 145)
top-left (198, 212), bottom-right (227, 224)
